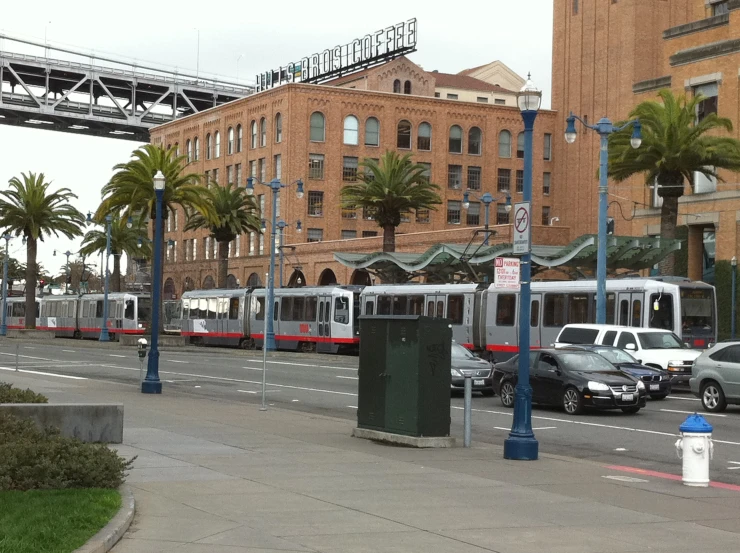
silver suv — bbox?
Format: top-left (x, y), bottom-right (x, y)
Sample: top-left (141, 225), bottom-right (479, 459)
top-left (690, 341), bottom-right (740, 412)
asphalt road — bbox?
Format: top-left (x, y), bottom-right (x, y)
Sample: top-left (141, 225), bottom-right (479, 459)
top-left (3, 338), bottom-right (740, 484)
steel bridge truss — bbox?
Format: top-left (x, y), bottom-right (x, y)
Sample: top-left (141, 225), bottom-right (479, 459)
top-left (0, 41), bottom-right (253, 141)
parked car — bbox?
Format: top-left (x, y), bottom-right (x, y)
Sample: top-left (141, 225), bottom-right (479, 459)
top-left (554, 324), bottom-right (700, 385)
top-left (690, 341), bottom-right (740, 412)
top-left (561, 345), bottom-right (671, 399)
top-left (492, 349), bottom-right (647, 415)
top-left (450, 342), bottom-right (494, 396)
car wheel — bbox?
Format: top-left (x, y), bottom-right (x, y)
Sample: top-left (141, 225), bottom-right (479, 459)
top-left (701, 381), bottom-right (727, 413)
top-left (563, 387), bottom-right (583, 415)
top-left (650, 394), bottom-right (668, 400)
top-left (621, 406), bottom-right (640, 414)
top-left (481, 389), bottom-right (494, 397)
top-left (499, 380), bottom-right (515, 408)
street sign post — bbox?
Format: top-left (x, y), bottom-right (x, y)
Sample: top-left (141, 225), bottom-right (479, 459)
top-left (513, 202), bottom-right (531, 255)
top-left (494, 258), bottom-right (520, 290)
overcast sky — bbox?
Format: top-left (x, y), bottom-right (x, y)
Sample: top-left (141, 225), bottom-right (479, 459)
top-left (0, 0), bottom-right (554, 275)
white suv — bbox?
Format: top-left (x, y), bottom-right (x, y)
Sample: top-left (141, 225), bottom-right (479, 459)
top-left (554, 324), bottom-right (701, 385)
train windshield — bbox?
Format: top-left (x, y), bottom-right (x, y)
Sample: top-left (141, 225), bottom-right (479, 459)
top-left (680, 288), bottom-right (714, 333)
top-left (138, 298), bottom-right (152, 322)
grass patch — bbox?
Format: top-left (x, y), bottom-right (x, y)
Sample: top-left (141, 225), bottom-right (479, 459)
top-left (0, 488), bottom-right (121, 553)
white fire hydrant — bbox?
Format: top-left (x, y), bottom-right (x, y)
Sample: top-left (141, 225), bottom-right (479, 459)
top-left (674, 413), bottom-right (714, 487)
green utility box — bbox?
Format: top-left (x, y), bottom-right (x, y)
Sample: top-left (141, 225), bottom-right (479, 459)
top-left (357, 315), bottom-right (452, 438)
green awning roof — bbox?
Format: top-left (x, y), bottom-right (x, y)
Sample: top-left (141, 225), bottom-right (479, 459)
top-left (333, 235), bottom-right (681, 283)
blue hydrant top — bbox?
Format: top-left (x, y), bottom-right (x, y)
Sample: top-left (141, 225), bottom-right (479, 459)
top-left (679, 413), bottom-right (713, 433)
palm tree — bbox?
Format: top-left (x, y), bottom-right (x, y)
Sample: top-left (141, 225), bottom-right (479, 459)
top-left (79, 216), bottom-right (152, 292)
top-left (184, 181), bottom-right (261, 289)
top-left (98, 144), bottom-right (209, 227)
top-left (0, 172), bottom-right (85, 328)
top-left (341, 151), bottom-right (442, 252)
top-left (608, 90), bottom-right (740, 274)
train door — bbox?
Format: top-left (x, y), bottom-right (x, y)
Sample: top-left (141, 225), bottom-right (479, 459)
top-left (216, 297), bottom-right (227, 339)
top-left (530, 293), bottom-right (542, 348)
top-left (317, 294), bottom-right (332, 353)
top-left (425, 295), bottom-right (445, 318)
top-left (363, 294), bottom-right (376, 316)
top-left (617, 292), bottom-right (643, 327)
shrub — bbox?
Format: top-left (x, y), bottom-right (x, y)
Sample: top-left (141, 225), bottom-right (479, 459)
top-left (0, 413), bottom-right (135, 491)
top-left (0, 382), bottom-right (48, 404)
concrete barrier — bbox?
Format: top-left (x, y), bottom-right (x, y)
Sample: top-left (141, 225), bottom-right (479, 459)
top-left (119, 334), bottom-right (188, 347)
top-left (6, 329), bottom-right (56, 340)
top-left (0, 403), bottom-right (124, 443)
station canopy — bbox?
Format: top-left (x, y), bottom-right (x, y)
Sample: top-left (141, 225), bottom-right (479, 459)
top-left (334, 235), bottom-right (681, 283)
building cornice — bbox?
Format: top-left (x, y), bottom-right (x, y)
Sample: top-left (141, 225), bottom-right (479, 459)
top-left (670, 38), bottom-right (740, 66)
top-left (663, 13), bottom-right (729, 40)
top-left (632, 76), bottom-right (672, 94)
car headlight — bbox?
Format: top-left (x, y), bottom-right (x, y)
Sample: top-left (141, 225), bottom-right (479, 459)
top-left (451, 369), bottom-right (462, 377)
top-left (588, 381), bottom-right (609, 392)
top-left (636, 380), bottom-right (645, 391)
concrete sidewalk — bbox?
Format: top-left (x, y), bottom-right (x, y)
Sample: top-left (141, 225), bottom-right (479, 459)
top-left (4, 372), bottom-right (740, 553)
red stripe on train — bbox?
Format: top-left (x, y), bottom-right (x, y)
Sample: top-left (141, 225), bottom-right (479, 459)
top-left (78, 328), bottom-right (145, 334)
top-left (182, 331), bottom-right (243, 338)
top-left (250, 333), bottom-right (359, 345)
top-left (486, 344), bottom-right (542, 352)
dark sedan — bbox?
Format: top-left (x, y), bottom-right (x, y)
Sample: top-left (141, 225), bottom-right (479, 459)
top-left (561, 345), bottom-right (671, 400)
top-left (451, 343), bottom-right (494, 396)
top-left (493, 349), bottom-right (647, 415)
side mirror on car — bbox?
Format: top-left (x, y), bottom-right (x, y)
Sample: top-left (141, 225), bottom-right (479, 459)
top-left (625, 343), bottom-right (637, 351)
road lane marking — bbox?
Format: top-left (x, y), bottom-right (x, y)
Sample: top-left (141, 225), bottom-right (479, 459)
top-left (23, 347), bottom-right (36, 349)
top-left (533, 427), bottom-right (557, 430)
top-left (237, 390), bottom-right (257, 394)
top-left (109, 354), bottom-right (127, 358)
top-left (667, 396), bottom-right (700, 401)
top-left (336, 375), bottom-right (359, 380)
top-left (0, 352), bottom-right (51, 361)
top-left (660, 408), bottom-right (727, 418)
top-left (165, 360), bottom-right (188, 364)
top-left (242, 359), bottom-right (357, 371)
top-left (0, 366), bottom-right (86, 379)
top-left (347, 405), bottom-right (358, 409)
top-left (729, 461), bottom-right (740, 465)
top-left (62, 350), bottom-right (76, 353)
top-left (603, 475), bottom-right (649, 483)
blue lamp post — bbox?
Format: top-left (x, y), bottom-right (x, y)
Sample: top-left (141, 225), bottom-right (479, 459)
top-left (142, 170), bottom-right (166, 394)
top-left (247, 177), bottom-right (304, 352)
top-left (462, 191), bottom-right (512, 246)
top-left (1, 233), bottom-right (11, 336)
top-left (100, 215), bottom-right (112, 342)
top-left (565, 113), bottom-right (641, 323)
top-left (504, 75), bottom-right (542, 461)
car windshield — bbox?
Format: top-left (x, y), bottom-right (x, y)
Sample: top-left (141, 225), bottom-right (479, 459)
top-left (593, 348), bottom-right (637, 365)
top-left (559, 353), bottom-right (617, 372)
top-left (638, 332), bottom-right (683, 349)
top-left (451, 343), bottom-right (475, 359)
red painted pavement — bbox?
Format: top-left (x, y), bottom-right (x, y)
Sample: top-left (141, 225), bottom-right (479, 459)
top-left (606, 464), bottom-right (740, 492)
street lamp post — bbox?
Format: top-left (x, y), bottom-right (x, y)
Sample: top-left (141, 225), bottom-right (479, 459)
top-left (275, 219), bottom-right (302, 288)
top-left (565, 113), bottom-right (642, 323)
top-left (462, 191), bottom-right (512, 246)
top-left (100, 215), bottom-right (112, 342)
top-left (247, 177), bottom-right (304, 351)
top-left (504, 75), bottom-right (542, 461)
top-left (247, 176), bottom-right (304, 411)
top-left (732, 256), bottom-right (737, 340)
top-left (1, 234), bottom-right (11, 336)
top-left (142, 170), bottom-right (166, 394)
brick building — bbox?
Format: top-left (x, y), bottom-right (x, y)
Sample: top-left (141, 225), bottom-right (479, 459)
top-left (552, 0), bottom-right (740, 282)
top-left (150, 56), bottom-right (557, 296)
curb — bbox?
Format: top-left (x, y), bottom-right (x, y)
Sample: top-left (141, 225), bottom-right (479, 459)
top-left (74, 485), bottom-right (135, 553)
